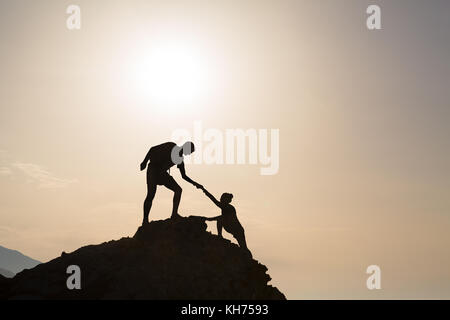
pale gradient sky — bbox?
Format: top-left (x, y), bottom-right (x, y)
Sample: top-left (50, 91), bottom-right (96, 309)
top-left (1, 0), bottom-right (449, 299)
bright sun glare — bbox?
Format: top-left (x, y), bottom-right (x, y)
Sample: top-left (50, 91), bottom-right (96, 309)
top-left (127, 42), bottom-right (211, 108)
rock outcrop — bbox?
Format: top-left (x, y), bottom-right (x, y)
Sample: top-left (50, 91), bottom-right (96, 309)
top-left (0, 216), bottom-right (285, 300)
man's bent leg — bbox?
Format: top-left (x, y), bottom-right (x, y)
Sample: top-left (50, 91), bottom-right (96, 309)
top-left (163, 175), bottom-right (182, 218)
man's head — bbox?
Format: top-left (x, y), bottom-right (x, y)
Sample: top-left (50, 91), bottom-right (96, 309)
top-left (220, 193), bottom-right (233, 204)
top-left (182, 141), bottom-right (195, 155)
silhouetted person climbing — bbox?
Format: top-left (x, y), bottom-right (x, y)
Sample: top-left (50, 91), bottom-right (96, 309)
top-left (140, 141), bottom-right (202, 225)
top-left (201, 186), bottom-right (251, 256)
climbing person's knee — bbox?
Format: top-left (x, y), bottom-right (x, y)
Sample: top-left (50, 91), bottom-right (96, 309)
top-left (234, 230), bottom-right (247, 248)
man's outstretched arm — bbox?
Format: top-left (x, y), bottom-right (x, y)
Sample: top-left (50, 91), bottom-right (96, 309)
top-left (178, 162), bottom-right (202, 188)
top-left (201, 187), bottom-right (221, 208)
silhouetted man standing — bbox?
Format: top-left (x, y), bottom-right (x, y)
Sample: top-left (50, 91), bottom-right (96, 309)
top-left (140, 141), bottom-right (202, 225)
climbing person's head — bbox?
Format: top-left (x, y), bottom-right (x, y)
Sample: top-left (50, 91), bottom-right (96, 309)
top-left (220, 193), bottom-right (233, 204)
top-left (182, 141), bottom-right (195, 155)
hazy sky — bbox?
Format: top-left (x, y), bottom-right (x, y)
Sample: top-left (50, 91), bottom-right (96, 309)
top-left (1, 0), bottom-right (449, 299)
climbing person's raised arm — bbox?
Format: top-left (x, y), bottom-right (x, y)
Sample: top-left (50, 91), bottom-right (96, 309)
top-left (178, 162), bottom-right (202, 189)
top-left (201, 187), bottom-right (221, 208)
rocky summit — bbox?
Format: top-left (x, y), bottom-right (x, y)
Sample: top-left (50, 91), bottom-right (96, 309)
top-left (0, 216), bottom-right (285, 300)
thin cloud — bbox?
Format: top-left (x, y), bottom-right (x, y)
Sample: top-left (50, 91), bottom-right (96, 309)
top-left (12, 163), bottom-right (77, 189)
top-left (0, 167), bottom-right (12, 176)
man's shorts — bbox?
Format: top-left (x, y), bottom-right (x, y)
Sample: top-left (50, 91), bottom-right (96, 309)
top-left (147, 167), bottom-right (174, 186)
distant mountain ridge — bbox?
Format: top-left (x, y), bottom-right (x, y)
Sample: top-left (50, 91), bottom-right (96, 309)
top-left (0, 245), bottom-right (41, 274)
top-left (0, 267), bottom-right (15, 278)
